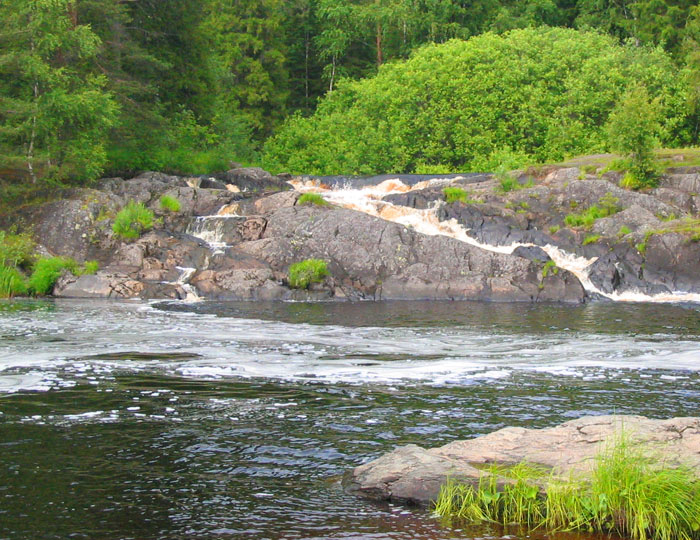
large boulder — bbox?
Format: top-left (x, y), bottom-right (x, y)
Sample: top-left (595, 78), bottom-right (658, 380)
top-left (237, 205), bottom-right (586, 302)
top-left (345, 415), bottom-right (700, 505)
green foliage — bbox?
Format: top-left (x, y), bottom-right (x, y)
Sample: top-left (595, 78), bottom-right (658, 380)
top-left (264, 28), bottom-right (690, 175)
top-left (297, 193), bottom-right (329, 206)
top-left (159, 195), bottom-right (181, 213)
top-left (542, 260), bottom-right (559, 278)
top-left (565, 193), bottom-right (620, 229)
top-left (0, 231), bottom-right (35, 269)
top-left (619, 225), bottom-right (632, 236)
top-left (443, 187), bottom-right (470, 204)
top-left (83, 261), bottom-right (99, 275)
top-left (112, 201), bottom-right (154, 240)
top-left (28, 257), bottom-right (78, 295)
top-left (549, 225), bottom-right (561, 234)
top-left (435, 436), bottom-right (700, 540)
top-left (288, 259), bottom-right (330, 289)
top-left (606, 86), bottom-right (662, 189)
top-left (583, 234), bottom-right (601, 245)
top-left (0, 0), bottom-right (119, 184)
top-left (27, 256), bottom-right (97, 295)
top-left (0, 266), bottom-right (28, 298)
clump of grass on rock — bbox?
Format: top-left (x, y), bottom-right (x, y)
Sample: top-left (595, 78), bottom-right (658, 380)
top-left (297, 193), bottom-right (328, 206)
top-left (159, 195), bottom-right (181, 212)
top-left (435, 435), bottom-right (700, 540)
top-left (288, 259), bottom-right (329, 289)
top-left (113, 201), bottom-right (154, 239)
top-left (28, 257), bottom-right (99, 296)
top-left (443, 187), bottom-right (478, 204)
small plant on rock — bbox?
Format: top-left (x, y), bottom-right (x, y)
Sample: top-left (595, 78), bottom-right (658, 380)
top-left (113, 201), bottom-right (154, 239)
top-left (288, 259), bottom-right (329, 289)
top-left (159, 195), bottom-right (181, 212)
top-left (297, 193), bottom-right (328, 206)
top-left (28, 257), bottom-right (99, 295)
top-left (443, 186), bottom-right (468, 203)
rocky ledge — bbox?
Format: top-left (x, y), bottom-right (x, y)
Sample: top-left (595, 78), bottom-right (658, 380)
top-left (3, 162), bottom-right (700, 302)
top-left (344, 415), bottom-right (700, 505)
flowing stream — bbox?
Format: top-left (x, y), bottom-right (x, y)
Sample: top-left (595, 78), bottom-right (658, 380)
top-left (290, 178), bottom-right (700, 304)
top-left (1, 298), bottom-right (700, 539)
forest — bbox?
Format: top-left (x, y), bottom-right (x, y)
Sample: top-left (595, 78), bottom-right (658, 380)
top-left (1, 0), bottom-right (700, 186)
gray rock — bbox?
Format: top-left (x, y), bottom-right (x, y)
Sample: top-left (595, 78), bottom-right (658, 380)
top-left (345, 415), bottom-right (700, 505)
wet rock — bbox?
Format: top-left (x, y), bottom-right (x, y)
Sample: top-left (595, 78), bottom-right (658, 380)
top-left (199, 177), bottom-right (228, 190)
top-left (238, 205), bottom-right (585, 303)
top-left (345, 415), bottom-right (700, 505)
top-left (211, 167), bottom-right (291, 193)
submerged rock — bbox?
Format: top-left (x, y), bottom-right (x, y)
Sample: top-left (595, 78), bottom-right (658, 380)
top-left (345, 415), bottom-right (700, 505)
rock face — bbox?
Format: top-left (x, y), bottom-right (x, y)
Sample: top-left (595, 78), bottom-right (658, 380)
top-left (7, 163), bottom-right (700, 301)
top-left (345, 415), bottom-right (700, 505)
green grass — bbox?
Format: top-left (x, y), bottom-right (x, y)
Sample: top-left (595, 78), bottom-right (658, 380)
top-left (112, 201), bottom-right (154, 239)
top-left (443, 186), bottom-right (479, 204)
top-left (435, 436), bottom-right (700, 540)
top-left (159, 195), bottom-right (181, 212)
top-left (565, 192), bottom-right (620, 229)
top-left (496, 169), bottom-right (534, 193)
top-left (27, 257), bottom-right (99, 295)
top-left (297, 193), bottom-right (328, 206)
top-left (0, 230), bottom-right (34, 269)
top-left (0, 265), bottom-right (28, 298)
top-left (288, 259), bottom-right (329, 289)
top-left (583, 234), bottom-right (601, 245)
top-left (619, 225), bottom-right (632, 236)
top-left (542, 260), bottom-right (559, 278)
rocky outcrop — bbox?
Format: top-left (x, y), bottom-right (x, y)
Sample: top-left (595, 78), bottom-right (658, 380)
top-left (345, 415), bottom-right (700, 505)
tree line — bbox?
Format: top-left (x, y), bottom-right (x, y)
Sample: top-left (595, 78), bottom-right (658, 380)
top-left (1, 0), bottom-right (700, 184)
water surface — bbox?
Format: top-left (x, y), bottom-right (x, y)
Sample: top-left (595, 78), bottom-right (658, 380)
top-left (1, 299), bottom-right (699, 539)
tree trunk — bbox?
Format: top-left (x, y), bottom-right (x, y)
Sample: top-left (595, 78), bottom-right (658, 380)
top-left (376, 22), bottom-right (383, 65)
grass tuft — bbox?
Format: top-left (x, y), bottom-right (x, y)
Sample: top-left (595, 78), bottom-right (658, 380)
top-left (435, 435), bottom-right (700, 540)
top-left (0, 265), bottom-right (28, 298)
top-left (565, 192), bottom-right (620, 229)
top-left (443, 187), bottom-right (479, 204)
top-left (288, 259), bottom-right (329, 289)
top-left (583, 234), bottom-right (601, 245)
top-left (159, 195), bottom-right (181, 212)
top-left (113, 201), bottom-right (154, 239)
top-left (297, 193), bottom-right (328, 206)
top-left (0, 231), bottom-right (34, 269)
top-left (27, 257), bottom-right (98, 295)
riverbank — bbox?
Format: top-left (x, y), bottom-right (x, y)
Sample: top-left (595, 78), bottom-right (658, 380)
top-left (2, 160), bottom-right (700, 303)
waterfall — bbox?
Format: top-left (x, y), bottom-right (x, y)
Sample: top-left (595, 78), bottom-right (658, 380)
top-left (290, 178), bottom-right (700, 304)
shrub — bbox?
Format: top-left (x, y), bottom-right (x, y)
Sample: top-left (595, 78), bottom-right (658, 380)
top-left (0, 231), bottom-right (34, 269)
top-left (435, 436), bottom-right (700, 540)
top-left (113, 201), bottom-right (154, 239)
top-left (297, 193), bottom-right (328, 206)
top-left (288, 259), bottom-right (329, 289)
top-left (28, 257), bottom-right (79, 295)
top-left (0, 265), bottom-right (27, 298)
top-left (606, 85), bottom-right (662, 189)
top-left (159, 195), bottom-right (181, 212)
top-left (443, 187), bottom-right (471, 204)
top-left (264, 28), bottom-right (688, 175)
top-left (83, 261), bottom-right (99, 275)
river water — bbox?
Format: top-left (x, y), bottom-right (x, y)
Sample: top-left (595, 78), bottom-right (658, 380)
top-left (1, 298), bottom-right (699, 539)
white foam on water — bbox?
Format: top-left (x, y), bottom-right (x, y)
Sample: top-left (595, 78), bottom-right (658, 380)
top-left (290, 178), bottom-right (700, 304)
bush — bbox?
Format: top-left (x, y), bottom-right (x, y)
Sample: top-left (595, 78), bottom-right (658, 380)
top-left (288, 259), bottom-right (330, 289)
top-left (28, 257), bottom-right (78, 295)
top-left (0, 231), bottom-right (34, 269)
top-left (27, 257), bottom-right (98, 295)
top-left (113, 201), bottom-right (154, 239)
top-left (297, 193), bottom-right (328, 206)
top-left (606, 85), bottom-right (662, 189)
top-left (159, 195), bottom-right (181, 212)
top-left (435, 436), bottom-right (700, 540)
top-left (0, 265), bottom-right (27, 298)
top-left (264, 28), bottom-right (689, 175)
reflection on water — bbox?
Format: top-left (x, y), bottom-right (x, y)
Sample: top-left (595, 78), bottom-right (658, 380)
top-left (0, 299), bottom-right (699, 539)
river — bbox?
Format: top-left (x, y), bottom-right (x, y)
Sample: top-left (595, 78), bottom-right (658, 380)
top-left (1, 299), bottom-right (699, 539)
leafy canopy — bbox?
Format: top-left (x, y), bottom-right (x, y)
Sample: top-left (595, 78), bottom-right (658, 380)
top-left (264, 27), bottom-right (691, 175)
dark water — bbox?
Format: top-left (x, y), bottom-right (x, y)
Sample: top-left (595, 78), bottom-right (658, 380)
top-left (1, 299), bottom-right (699, 539)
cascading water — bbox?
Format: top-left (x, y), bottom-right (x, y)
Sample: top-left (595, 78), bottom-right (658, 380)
top-left (290, 178), bottom-right (700, 304)
top-left (185, 215), bottom-right (247, 252)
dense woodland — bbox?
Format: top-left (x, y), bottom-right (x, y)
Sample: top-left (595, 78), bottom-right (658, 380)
top-left (1, 0), bottom-right (700, 185)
